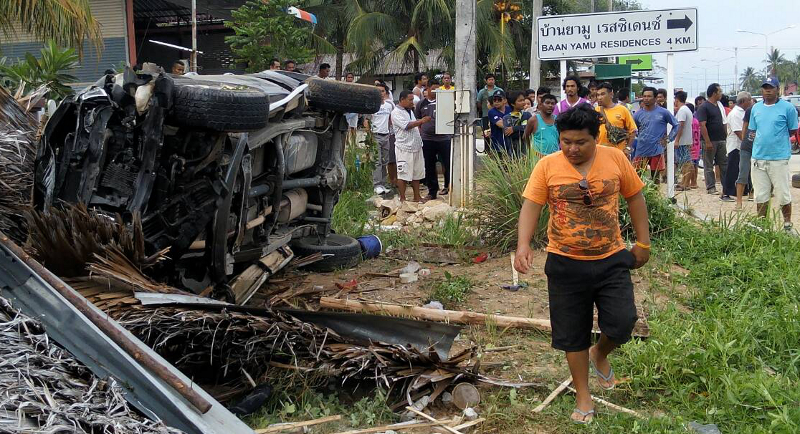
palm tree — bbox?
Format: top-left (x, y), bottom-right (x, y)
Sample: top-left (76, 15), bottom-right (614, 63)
top-left (0, 0), bottom-right (103, 56)
top-left (739, 67), bottom-right (760, 93)
top-left (304, 0), bottom-right (355, 79)
top-left (346, 0), bottom-right (454, 75)
top-left (764, 48), bottom-right (786, 77)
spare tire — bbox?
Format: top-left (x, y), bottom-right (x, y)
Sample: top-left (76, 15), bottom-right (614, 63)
top-left (306, 78), bottom-right (382, 114)
top-left (170, 79), bottom-right (269, 131)
top-left (291, 233), bottom-right (362, 272)
top-left (792, 173), bottom-right (800, 189)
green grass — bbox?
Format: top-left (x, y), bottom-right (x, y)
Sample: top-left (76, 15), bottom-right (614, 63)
top-left (428, 270), bottom-right (472, 307)
top-left (245, 387), bottom-right (396, 433)
top-left (607, 215), bottom-right (800, 432)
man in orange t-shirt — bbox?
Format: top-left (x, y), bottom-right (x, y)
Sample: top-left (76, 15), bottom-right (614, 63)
top-left (514, 104), bottom-right (651, 425)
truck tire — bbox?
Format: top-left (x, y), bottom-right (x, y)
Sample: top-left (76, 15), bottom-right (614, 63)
top-left (170, 79), bottom-right (269, 131)
top-left (291, 233), bottom-right (362, 272)
top-left (305, 78), bottom-right (382, 114)
top-left (792, 173), bottom-right (800, 189)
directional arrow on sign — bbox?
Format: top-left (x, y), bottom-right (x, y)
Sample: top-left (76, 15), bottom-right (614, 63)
top-left (667, 15), bottom-right (693, 31)
top-left (626, 59), bottom-right (643, 66)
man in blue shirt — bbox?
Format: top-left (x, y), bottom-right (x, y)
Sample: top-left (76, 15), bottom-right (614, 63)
top-left (487, 90), bottom-right (512, 153)
top-left (748, 77), bottom-right (799, 231)
top-left (633, 87), bottom-right (678, 182)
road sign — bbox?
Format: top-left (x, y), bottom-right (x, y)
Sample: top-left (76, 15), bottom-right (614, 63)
top-left (617, 54), bottom-right (653, 71)
top-left (537, 8), bottom-right (698, 60)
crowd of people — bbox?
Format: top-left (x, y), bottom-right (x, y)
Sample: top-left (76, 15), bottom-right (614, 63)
top-left (241, 61), bottom-right (797, 230)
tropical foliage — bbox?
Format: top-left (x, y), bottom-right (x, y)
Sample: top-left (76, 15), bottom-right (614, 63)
top-left (0, 0), bottom-right (102, 56)
top-left (738, 49), bottom-right (800, 94)
top-left (0, 40), bottom-right (78, 100)
top-left (303, 0), bottom-right (640, 88)
top-left (225, 0), bottom-right (315, 72)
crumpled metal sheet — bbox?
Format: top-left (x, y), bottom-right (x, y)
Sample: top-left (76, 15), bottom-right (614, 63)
top-left (283, 309), bottom-right (462, 361)
top-left (0, 242), bottom-right (255, 434)
top-left (0, 297), bottom-right (184, 434)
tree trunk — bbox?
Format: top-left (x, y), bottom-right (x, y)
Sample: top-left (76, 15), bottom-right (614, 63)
top-left (413, 49), bottom-right (420, 73)
top-left (335, 47), bottom-right (344, 80)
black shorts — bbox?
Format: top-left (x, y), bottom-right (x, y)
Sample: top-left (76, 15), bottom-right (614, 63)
top-left (544, 250), bottom-right (638, 352)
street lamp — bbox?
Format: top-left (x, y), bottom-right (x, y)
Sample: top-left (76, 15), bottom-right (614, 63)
top-left (691, 66), bottom-right (709, 88)
top-left (736, 24), bottom-right (797, 54)
top-left (701, 57), bottom-right (735, 89)
top-left (700, 45), bottom-right (759, 92)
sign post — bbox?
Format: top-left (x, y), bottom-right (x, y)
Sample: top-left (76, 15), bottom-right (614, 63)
top-left (536, 8), bottom-right (697, 201)
top-left (537, 8), bottom-right (698, 61)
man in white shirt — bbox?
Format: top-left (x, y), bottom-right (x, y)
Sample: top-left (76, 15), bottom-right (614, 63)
top-left (370, 83), bottom-right (395, 195)
top-left (391, 90), bottom-right (431, 202)
top-left (674, 91), bottom-right (694, 190)
top-left (724, 91), bottom-right (752, 205)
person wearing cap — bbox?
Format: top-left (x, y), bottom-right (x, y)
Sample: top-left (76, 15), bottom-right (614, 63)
top-left (487, 90), bottom-right (512, 153)
top-left (748, 77), bottom-right (798, 231)
top-left (554, 75), bottom-right (589, 116)
top-left (477, 74), bottom-right (504, 139)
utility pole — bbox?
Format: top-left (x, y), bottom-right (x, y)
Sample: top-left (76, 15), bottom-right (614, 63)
top-left (529, 0), bottom-right (543, 89)
top-left (734, 47), bottom-right (739, 93)
top-left (191, 0), bottom-right (197, 72)
top-left (451, 0), bottom-right (476, 207)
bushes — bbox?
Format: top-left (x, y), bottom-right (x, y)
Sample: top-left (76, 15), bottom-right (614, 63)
top-left (471, 151), bottom-right (675, 253)
top-left (469, 151), bottom-right (548, 252)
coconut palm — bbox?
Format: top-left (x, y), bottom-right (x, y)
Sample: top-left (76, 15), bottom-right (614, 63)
top-left (0, 0), bottom-right (103, 56)
top-left (304, 0), bottom-right (356, 79)
top-left (764, 48), bottom-right (787, 77)
top-left (346, 0), bottom-right (454, 75)
top-left (739, 66), bottom-right (762, 93)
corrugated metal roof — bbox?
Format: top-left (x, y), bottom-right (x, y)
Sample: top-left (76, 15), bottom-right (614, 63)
top-left (300, 49), bottom-right (448, 77)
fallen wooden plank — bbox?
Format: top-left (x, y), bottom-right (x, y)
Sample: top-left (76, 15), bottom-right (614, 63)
top-left (532, 377), bottom-right (572, 413)
top-left (404, 407), bottom-right (463, 434)
top-left (330, 418), bottom-right (457, 434)
top-left (566, 387), bottom-right (644, 418)
top-left (452, 418), bottom-right (485, 431)
top-left (255, 415), bottom-right (342, 433)
top-left (320, 298), bottom-right (649, 337)
top-left (321, 297), bottom-right (552, 332)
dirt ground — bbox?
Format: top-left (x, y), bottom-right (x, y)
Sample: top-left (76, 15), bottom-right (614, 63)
top-left (665, 165), bottom-right (800, 228)
top-left (272, 246), bottom-right (689, 432)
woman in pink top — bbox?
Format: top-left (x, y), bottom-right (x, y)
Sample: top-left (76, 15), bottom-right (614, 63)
top-left (688, 103), bottom-right (701, 189)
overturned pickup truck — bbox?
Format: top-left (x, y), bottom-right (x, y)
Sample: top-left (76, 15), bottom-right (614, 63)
top-left (34, 68), bottom-right (381, 298)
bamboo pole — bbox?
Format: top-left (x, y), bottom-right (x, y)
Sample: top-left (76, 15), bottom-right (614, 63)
top-left (404, 407), bottom-right (463, 434)
top-left (532, 377), bottom-right (572, 413)
top-left (331, 418), bottom-right (458, 434)
top-left (255, 415), bottom-right (342, 433)
top-left (320, 297), bottom-right (552, 331)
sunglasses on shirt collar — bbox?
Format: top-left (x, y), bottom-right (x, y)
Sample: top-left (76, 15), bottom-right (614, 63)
top-left (579, 179), bottom-right (593, 206)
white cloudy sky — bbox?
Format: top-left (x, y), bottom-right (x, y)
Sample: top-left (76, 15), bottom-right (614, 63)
top-left (637, 0), bottom-right (800, 97)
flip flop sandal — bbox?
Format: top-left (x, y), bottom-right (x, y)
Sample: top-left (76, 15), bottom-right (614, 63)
top-left (590, 358), bottom-right (616, 390)
top-left (571, 408), bottom-right (595, 424)
top-left (439, 188), bottom-right (449, 195)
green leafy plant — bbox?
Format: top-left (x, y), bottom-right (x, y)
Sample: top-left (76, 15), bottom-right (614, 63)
top-left (225, 0), bottom-right (315, 72)
top-left (0, 40), bottom-right (78, 100)
top-left (469, 151), bottom-right (548, 252)
top-left (429, 271), bottom-right (472, 306)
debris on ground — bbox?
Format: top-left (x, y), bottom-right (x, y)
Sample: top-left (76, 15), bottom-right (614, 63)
top-left (688, 422), bottom-right (722, 434)
top-left (373, 197), bottom-right (457, 229)
top-left (0, 297), bottom-right (183, 434)
top-left (0, 86), bottom-right (39, 244)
